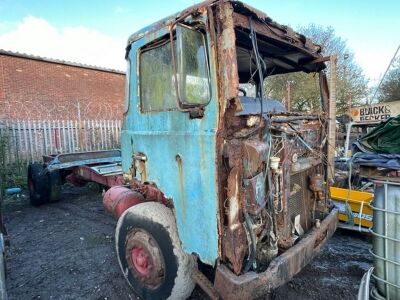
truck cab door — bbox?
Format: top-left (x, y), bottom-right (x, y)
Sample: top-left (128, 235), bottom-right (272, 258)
top-left (121, 23), bottom-right (219, 265)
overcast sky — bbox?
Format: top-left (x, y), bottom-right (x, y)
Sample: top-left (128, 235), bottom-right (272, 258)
top-left (0, 0), bottom-right (399, 86)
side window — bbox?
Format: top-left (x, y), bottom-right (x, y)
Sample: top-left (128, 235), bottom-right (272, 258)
top-left (123, 59), bottom-right (131, 114)
top-left (140, 41), bottom-right (177, 112)
top-left (176, 25), bottom-right (210, 105)
top-left (139, 25), bottom-right (210, 113)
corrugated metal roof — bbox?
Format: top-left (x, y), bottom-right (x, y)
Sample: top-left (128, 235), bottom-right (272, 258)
top-left (0, 49), bottom-right (125, 75)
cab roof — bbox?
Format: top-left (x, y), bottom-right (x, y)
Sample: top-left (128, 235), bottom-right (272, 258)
top-left (127, 0), bottom-right (327, 75)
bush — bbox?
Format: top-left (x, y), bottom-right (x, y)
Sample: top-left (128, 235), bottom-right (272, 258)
top-left (0, 135), bottom-right (26, 196)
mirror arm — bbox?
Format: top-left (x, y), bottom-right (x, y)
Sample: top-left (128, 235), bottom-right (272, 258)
top-left (169, 23), bottom-right (207, 119)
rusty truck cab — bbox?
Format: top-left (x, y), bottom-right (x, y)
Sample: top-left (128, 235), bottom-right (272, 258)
top-left (121, 1), bottom-right (337, 298)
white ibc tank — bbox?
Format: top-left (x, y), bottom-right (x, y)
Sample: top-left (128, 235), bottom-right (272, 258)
top-left (371, 181), bottom-right (400, 299)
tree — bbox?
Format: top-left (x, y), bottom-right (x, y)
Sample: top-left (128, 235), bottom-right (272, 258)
top-left (378, 57), bottom-right (400, 102)
top-left (265, 24), bottom-right (368, 114)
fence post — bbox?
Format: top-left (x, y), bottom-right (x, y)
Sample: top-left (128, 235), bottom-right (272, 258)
top-left (48, 120), bottom-right (53, 154)
top-left (28, 120), bottom-right (34, 163)
top-left (57, 120), bottom-right (61, 153)
top-left (74, 120), bottom-right (78, 152)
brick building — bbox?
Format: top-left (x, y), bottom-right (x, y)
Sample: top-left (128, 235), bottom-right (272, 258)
top-left (0, 50), bottom-right (125, 120)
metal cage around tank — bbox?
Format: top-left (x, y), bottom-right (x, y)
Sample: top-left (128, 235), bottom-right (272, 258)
top-left (369, 180), bottom-right (400, 299)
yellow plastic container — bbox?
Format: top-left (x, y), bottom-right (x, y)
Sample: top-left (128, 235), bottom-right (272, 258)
top-left (330, 186), bottom-right (374, 228)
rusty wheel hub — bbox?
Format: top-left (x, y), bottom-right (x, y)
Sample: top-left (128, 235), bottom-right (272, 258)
top-left (125, 229), bottom-right (165, 289)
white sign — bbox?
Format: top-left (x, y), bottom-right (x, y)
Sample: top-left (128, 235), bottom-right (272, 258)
top-left (351, 100), bottom-right (400, 122)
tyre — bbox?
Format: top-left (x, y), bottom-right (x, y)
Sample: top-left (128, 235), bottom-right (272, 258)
top-left (28, 164), bottom-right (61, 205)
top-left (115, 202), bottom-right (195, 300)
top-left (48, 170), bottom-right (62, 203)
top-left (28, 163), bottom-right (49, 206)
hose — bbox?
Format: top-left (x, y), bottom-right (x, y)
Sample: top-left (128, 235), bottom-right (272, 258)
top-left (243, 212), bottom-right (257, 272)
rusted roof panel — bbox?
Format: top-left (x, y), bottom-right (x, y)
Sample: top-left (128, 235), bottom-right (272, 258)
top-left (127, 0), bottom-right (323, 61)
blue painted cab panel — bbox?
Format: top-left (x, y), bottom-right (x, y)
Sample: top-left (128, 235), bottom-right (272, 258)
top-left (122, 26), bottom-right (219, 265)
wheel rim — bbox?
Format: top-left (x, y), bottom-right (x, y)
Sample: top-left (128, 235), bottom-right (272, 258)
top-left (131, 247), bottom-right (151, 276)
top-left (125, 229), bottom-right (165, 289)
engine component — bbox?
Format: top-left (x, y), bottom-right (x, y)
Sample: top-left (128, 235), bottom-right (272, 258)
top-left (242, 140), bottom-right (268, 178)
top-left (309, 174), bottom-right (325, 201)
top-left (270, 157), bottom-right (280, 170)
top-left (243, 172), bottom-right (266, 214)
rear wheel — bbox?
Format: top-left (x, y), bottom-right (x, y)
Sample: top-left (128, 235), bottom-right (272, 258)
top-left (28, 164), bottom-right (61, 205)
top-left (48, 170), bottom-right (61, 203)
top-left (115, 202), bottom-right (195, 300)
top-left (28, 163), bottom-right (49, 206)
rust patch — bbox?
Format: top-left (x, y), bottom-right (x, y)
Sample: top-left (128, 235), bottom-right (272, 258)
top-left (138, 160), bottom-right (147, 183)
top-left (232, 12), bottom-right (323, 62)
top-left (242, 139), bottom-right (268, 179)
top-left (221, 225), bottom-right (247, 275)
top-left (214, 2), bottom-right (250, 274)
top-left (214, 210), bottom-right (338, 300)
top-left (217, 2), bottom-right (240, 107)
top-left (129, 180), bottom-right (173, 208)
top-left (175, 154), bottom-right (187, 218)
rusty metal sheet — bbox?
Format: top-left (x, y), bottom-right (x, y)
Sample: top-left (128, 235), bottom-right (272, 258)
top-left (214, 209), bottom-right (338, 299)
top-left (232, 12), bottom-right (326, 73)
top-left (46, 150), bottom-right (121, 171)
top-left (217, 2), bottom-right (240, 104)
top-left (72, 165), bottom-right (124, 187)
top-left (127, 0), bottom-right (219, 46)
top-left (243, 172), bottom-right (266, 214)
top-left (242, 139), bottom-right (268, 178)
top-left (230, 0), bottom-right (268, 20)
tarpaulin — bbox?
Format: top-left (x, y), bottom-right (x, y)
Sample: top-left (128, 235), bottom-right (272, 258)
top-left (351, 115), bottom-right (400, 169)
top-left (351, 153), bottom-right (400, 170)
top-left (355, 115), bottom-right (400, 153)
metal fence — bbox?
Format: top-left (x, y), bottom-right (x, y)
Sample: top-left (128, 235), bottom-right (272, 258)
top-left (0, 119), bottom-right (122, 166)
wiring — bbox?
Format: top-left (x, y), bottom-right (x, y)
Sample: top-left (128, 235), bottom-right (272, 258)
top-left (243, 212), bottom-right (257, 272)
top-left (239, 17), bottom-right (268, 139)
top-left (250, 17), bottom-right (266, 113)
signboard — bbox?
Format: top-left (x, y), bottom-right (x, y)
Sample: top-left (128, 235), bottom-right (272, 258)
top-left (351, 101), bottom-right (400, 122)
top-left (351, 100), bottom-right (400, 122)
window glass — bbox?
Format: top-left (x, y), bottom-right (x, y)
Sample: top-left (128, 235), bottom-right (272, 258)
top-left (123, 60), bottom-right (130, 113)
top-left (140, 41), bottom-right (177, 112)
top-left (176, 25), bottom-right (210, 105)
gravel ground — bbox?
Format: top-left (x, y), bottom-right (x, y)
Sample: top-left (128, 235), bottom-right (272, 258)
top-left (4, 185), bottom-right (372, 300)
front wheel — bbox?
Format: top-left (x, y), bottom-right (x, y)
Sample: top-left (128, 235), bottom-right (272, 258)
top-left (115, 202), bottom-right (195, 300)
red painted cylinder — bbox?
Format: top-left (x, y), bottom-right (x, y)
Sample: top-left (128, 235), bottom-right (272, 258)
top-left (103, 186), bottom-right (144, 219)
